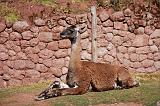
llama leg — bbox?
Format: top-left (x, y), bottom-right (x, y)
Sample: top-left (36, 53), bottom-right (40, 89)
top-left (117, 67), bottom-right (140, 89)
top-left (53, 80), bottom-right (90, 96)
top-left (90, 80), bottom-right (115, 92)
top-left (117, 77), bottom-right (140, 89)
top-left (35, 80), bottom-right (90, 100)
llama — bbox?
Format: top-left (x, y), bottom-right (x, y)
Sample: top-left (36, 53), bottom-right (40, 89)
top-left (35, 25), bottom-right (139, 100)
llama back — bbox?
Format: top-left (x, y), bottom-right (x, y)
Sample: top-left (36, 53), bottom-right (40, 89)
top-left (81, 61), bottom-right (118, 91)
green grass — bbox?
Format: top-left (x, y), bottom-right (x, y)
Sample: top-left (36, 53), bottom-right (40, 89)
top-left (0, 81), bottom-right (51, 99)
top-left (0, 73), bottom-right (160, 106)
top-left (0, 4), bottom-right (20, 22)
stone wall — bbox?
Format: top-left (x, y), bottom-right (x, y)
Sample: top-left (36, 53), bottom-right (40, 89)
top-left (0, 8), bottom-right (160, 88)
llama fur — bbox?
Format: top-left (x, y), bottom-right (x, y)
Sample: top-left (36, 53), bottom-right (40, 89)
top-left (36, 25), bottom-right (139, 100)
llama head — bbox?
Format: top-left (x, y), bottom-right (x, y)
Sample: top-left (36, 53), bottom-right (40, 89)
top-left (35, 81), bottom-right (61, 100)
top-left (35, 81), bottom-right (71, 101)
top-left (60, 25), bottom-right (80, 40)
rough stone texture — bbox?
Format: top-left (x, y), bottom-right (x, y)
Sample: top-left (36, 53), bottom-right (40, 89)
top-left (130, 53), bottom-right (139, 62)
top-left (150, 45), bottom-right (158, 52)
top-left (30, 38), bottom-right (39, 47)
top-left (0, 32), bottom-right (9, 44)
top-left (13, 60), bottom-right (26, 69)
top-left (43, 58), bottom-right (52, 67)
top-left (22, 31), bottom-right (34, 40)
top-left (0, 22), bottom-right (6, 32)
top-left (54, 49), bottom-right (68, 58)
top-left (117, 46), bottom-right (127, 53)
top-left (50, 67), bottom-right (62, 77)
top-left (10, 32), bottom-right (22, 41)
top-left (110, 11), bottom-right (125, 21)
top-left (154, 52), bottom-right (160, 61)
top-left (38, 49), bottom-right (54, 59)
top-left (27, 53), bottom-right (39, 63)
top-left (0, 9), bottom-right (160, 88)
top-left (47, 41), bottom-right (59, 51)
top-left (105, 33), bottom-right (113, 41)
top-left (139, 54), bottom-right (147, 61)
top-left (0, 52), bottom-right (8, 60)
top-left (0, 77), bottom-right (7, 88)
top-left (12, 21), bottom-right (30, 33)
top-left (151, 29), bottom-right (160, 38)
top-left (34, 18), bottom-right (45, 26)
top-left (124, 8), bottom-right (132, 16)
top-left (103, 27), bottom-right (113, 33)
top-left (99, 10), bottom-right (109, 22)
top-left (134, 27), bottom-right (144, 35)
top-left (144, 26), bottom-right (155, 35)
top-left (154, 61), bottom-right (160, 70)
top-left (38, 32), bottom-right (53, 42)
top-left (81, 50), bottom-right (91, 60)
top-left (36, 64), bottom-right (48, 73)
top-left (104, 54), bottom-right (114, 63)
top-left (132, 34), bottom-right (149, 47)
top-left (0, 44), bottom-right (8, 52)
top-left (114, 22), bottom-right (128, 31)
top-left (8, 79), bottom-right (22, 86)
top-left (112, 36), bottom-right (123, 46)
top-left (52, 58), bottom-right (65, 69)
top-left (25, 69), bottom-right (40, 78)
top-left (141, 59), bottom-right (154, 68)
top-left (59, 39), bottom-right (71, 49)
top-left (136, 46), bottom-right (150, 54)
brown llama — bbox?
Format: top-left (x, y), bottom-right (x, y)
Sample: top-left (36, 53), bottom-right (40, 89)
top-left (35, 25), bottom-right (139, 100)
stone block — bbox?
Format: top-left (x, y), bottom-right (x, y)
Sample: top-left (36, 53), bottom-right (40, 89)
top-left (22, 31), bottom-right (34, 40)
top-left (13, 21), bottom-right (29, 33)
top-left (47, 41), bottom-right (59, 51)
top-left (38, 32), bottom-right (53, 42)
top-left (59, 39), bottom-right (71, 49)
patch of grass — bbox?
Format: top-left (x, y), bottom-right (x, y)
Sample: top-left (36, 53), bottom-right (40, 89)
top-left (0, 81), bottom-right (51, 99)
top-left (0, 3), bottom-right (20, 22)
top-left (0, 73), bottom-right (160, 106)
top-left (31, 0), bottom-right (57, 7)
top-left (49, 72), bottom-right (160, 106)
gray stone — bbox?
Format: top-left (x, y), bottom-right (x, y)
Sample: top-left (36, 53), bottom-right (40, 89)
top-left (22, 31), bottom-right (34, 40)
top-left (99, 10), bottom-right (109, 22)
top-left (34, 18), bottom-right (45, 26)
top-left (13, 21), bottom-right (30, 33)
top-left (110, 11), bottom-right (124, 21)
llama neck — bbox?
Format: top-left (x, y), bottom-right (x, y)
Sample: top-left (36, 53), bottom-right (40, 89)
top-left (69, 31), bottom-right (81, 71)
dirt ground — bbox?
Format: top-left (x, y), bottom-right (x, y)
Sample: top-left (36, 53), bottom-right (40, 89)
top-left (0, 93), bottom-right (49, 106)
top-left (0, 92), bottom-right (143, 106)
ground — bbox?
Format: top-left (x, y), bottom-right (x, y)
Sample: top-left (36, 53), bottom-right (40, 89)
top-left (0, 72), bottom-right (160, 106)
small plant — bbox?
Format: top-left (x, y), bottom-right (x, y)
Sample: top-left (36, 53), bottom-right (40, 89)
top-left (96, 0), bottom-right (111, 7)
top-left (0, 3), bottom-right (20, 22)
top-left (32, 0), bottom-right (57, 7)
